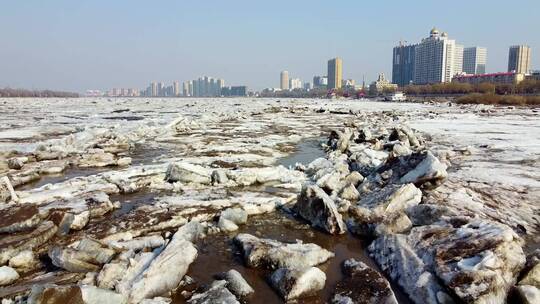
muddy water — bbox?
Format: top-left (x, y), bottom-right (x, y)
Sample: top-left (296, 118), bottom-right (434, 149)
top-left (173, 139), bottom-right (411, 303)
top-left (176, 212), bottom-right (410, 303)
top-left (17, 167), bottom-right (111, 190)
top-left (277, 138), bottom-right (326, 168)
top-left (16, 143), bottom-right (171, 191)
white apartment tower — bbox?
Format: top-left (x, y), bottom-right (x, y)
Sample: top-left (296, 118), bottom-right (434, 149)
top-left (508, 45), bottom-right (532, 74)
top-left (414, 28), bottom-right (463, 84)
top-left (182, 81), bottom-right (190, 97)
top-left (463, 47), bottom-right (487, 75)
top-left (289, 78), bottom-right (302, 90)
top-left (173, 81), bottom-right (180, 96)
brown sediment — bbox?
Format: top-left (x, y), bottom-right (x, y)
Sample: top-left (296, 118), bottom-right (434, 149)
top-left (0, 204), bottom-right (40, 230)
top-left (173, 212), bottom-right (411, 304)
top-left (0, 272), bottom-right (85, 299)
top-left (16, 167), bottom-right (110, 191)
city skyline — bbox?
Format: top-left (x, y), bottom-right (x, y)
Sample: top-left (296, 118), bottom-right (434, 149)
top-left (1, 1), bottom-right (539, 92)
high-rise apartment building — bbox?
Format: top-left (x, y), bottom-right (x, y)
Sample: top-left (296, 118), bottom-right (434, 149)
top-left (508, 45), bottom-right (532, 74)
top-left (193, 79), bottom-right (200, 97)
top-left (313, 76), bottom-right (328, 88)
top-left (173, 81), bottom-right (180, 96)
top-left (221, 86), bottom-right (248, 97)
top-left (188, 76), bottom-right (226, 97)
top-left (392, 42), bottom-right (416, 87)
top-left (413, 28), bottom-right (463, 84)
top-left (289, 78), bottom-right (302, 90)
top-left (280, 71), bottom-right (289, 90)
top-left (217, 79), bottom-right (225, 96)
top-left (151, 82), bottom-right (158, 97)
top-left (182, 81), bottom-right (190, 96)
top-left (463, 47), bottom-right (487, 75)
top-left (327, 58), bottom-right (343, 89)
top-left (454, 44), bottom-right (464, 75)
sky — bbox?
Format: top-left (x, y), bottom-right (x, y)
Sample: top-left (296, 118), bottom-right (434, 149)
top-left (1, 0), bottom-right (539, 92)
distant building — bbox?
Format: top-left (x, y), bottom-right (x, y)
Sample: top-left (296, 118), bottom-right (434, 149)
top-left (508, 45), bottom-right (532, 74)
top-left (369, 73), bottom-right (398, 96)
top-left (313, 76), bottom-right (328, 88)
top-left (328, 58), bottom-right (343, 89)
top-left (527, 70), bottom-right (540, 81)
top-left (222, 86), bottom-right (248, 97)
top-left (303, 82), bottom-right (313, 90)
top-left (182, 81), bottom-right (190, 96)
top-left (85, 90), bottom-right (103, 97)
top-left (217, 79), bottom-right (225, 96)
top-left (342, 79), bottom-right (355, 88)
top-left (463, 47), bottom-right (487, 75)
top-left (173, 81), bottom-right (180, 96)
top-left (280, 71), bottom-right (290, 90)
top-left (151, 82), bottom-right (158, 97)
top-left (194, 77), bottom-right (201, 97)
top-left (289, 78), bottom-right (302, 90)
top-left (392, 42), bottom-right (416, 87)
top-left (453, 72), bottom-right (525, 85)
top-left (414, 28), bottom-right (463, 84)
top-left (187, 76), bottom-right (224, 97)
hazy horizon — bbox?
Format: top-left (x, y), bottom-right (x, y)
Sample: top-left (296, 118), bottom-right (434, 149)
top-left (1, 0), bottom-right (539, 92)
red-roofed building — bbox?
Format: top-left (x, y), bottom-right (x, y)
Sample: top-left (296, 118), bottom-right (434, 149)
top-left (452, 72), bottom-right (525, 85)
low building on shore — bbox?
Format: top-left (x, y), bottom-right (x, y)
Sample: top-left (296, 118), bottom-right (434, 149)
top-left (452, 72), bottom-right (526, 85)
top-left (369, 73), bottom-right (398, 96)
top-left (526, 70), bottom-right (540, 81)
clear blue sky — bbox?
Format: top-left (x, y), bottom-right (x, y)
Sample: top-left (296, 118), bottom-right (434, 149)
top-left (1, 0), bottom-right (539, 92)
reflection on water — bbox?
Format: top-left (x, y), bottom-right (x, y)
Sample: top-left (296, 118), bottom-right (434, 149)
top-left (173, 139), bottom-right (411, 304)
top-left (277, 138), bottom-right (326, 168)
top-left (176, 212), bottom-right (410, 304)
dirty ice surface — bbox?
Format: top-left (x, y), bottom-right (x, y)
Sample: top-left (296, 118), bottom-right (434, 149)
top-left (0, 97), bottom-right (539, 304)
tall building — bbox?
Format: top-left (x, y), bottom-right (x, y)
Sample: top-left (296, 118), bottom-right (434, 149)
top-left (217, 79), bottom-right (225, 96)
top-left (158, 82), bottom-right (165, 96)
top-left (182, 81), bottom-right (190, 96)
top-left (313, 76), bottom-right (327, 88)
top-left (313, 76), bottom-right (328, 88)
top-left (221, 86), bottom-right (248, 97)
top-left (454, 44), bottom-right (464, 75)
top-left (392, 42), bottom-right (416, 87)
top-left (280, 71), bottom-right (289, 90)
top-left (193, 79), bottom-right (200, 97)
top-left (327, 58), bottom-right (343, 89)
top-left (188, 76), bottom-right (226, 97)
top-left (173, 81), bottom-right (180, 96)
top-left (463, 47), bottom-right (487, 75)
top-left (508, 45), bottom-right (532, 74)
top-left (151, 82), bottom-right (158, 97)
top-left (289, 78), bottom-right (302, 90)
top-left (209, 78), bottom-right (216, 96)
top-left (413, 28), bottom-right (463, 84)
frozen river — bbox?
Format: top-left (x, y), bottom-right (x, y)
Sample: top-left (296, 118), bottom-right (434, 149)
top-left (0, 98), bottom-right (538, 303)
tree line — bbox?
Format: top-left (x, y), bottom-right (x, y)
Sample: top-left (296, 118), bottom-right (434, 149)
top-left (402, 79), bottom-right (540, 96)
top-left (0, 87), bottom-right (79, 98)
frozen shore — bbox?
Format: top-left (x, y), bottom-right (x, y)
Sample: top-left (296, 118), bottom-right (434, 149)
top-left (0, 97), bottom-right (539, 304)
